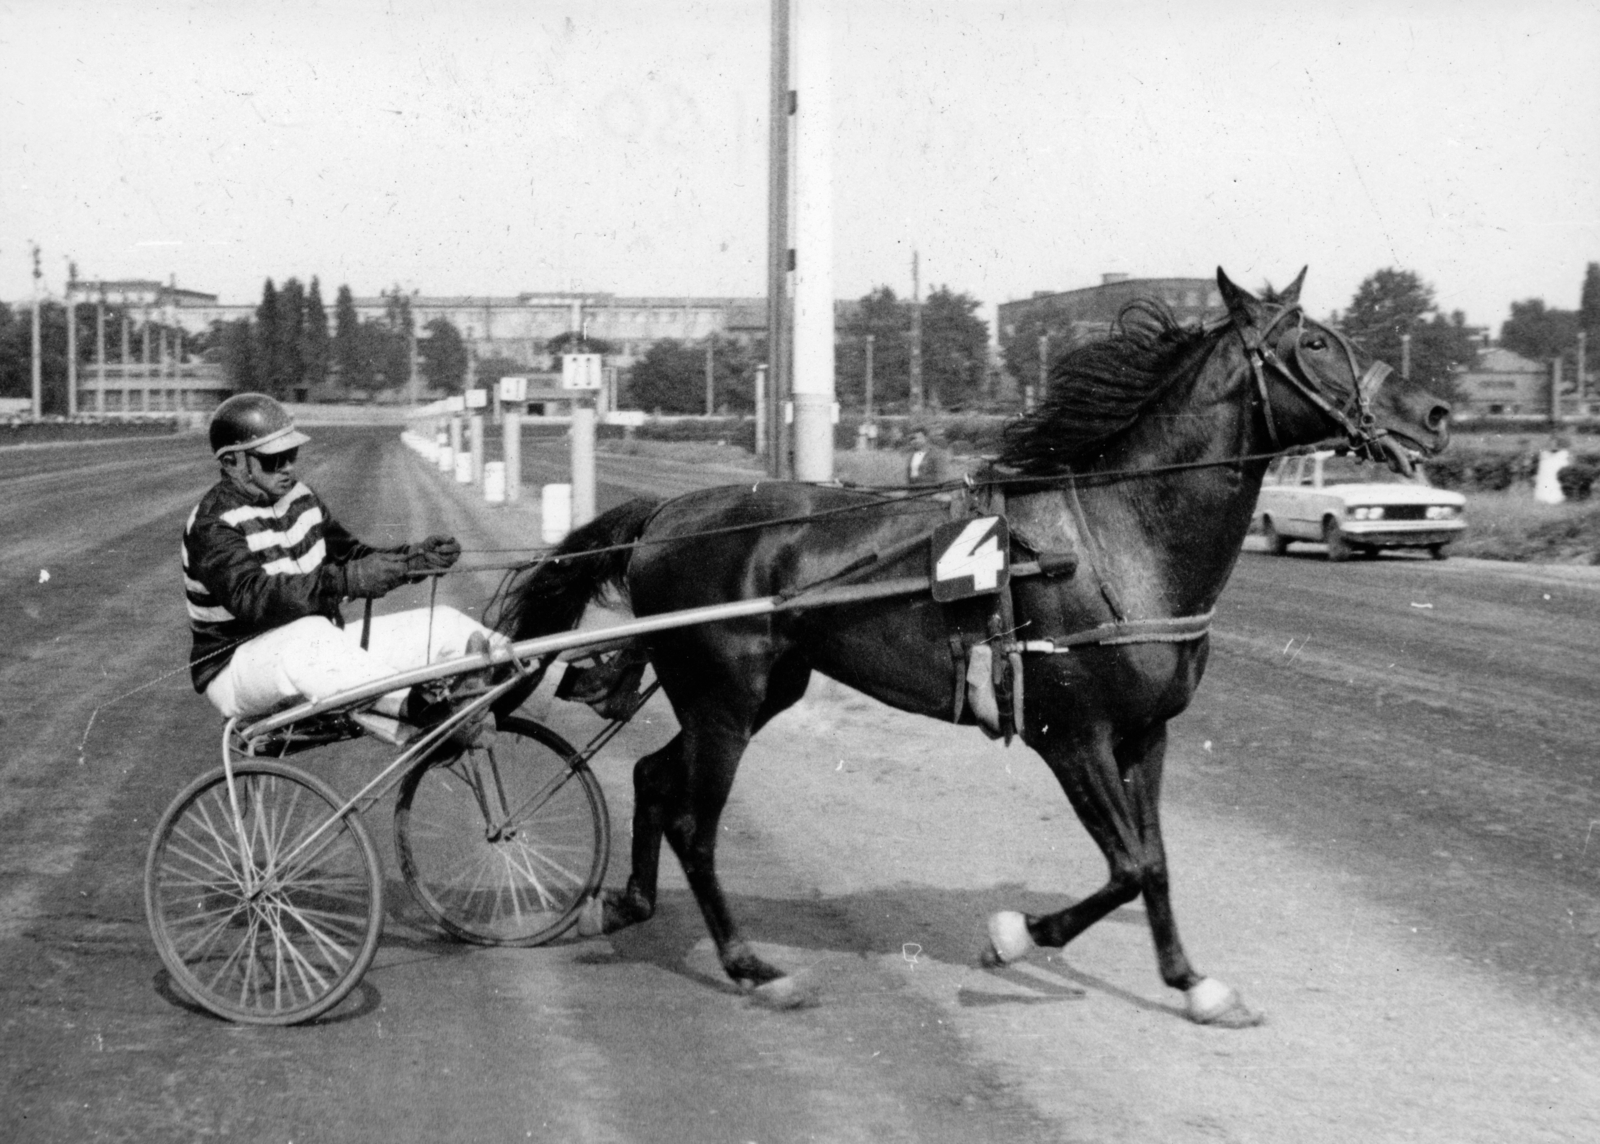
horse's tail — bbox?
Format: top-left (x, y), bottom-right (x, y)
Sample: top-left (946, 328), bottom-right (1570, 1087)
top-left (490, 496), bottom-right (663, 642)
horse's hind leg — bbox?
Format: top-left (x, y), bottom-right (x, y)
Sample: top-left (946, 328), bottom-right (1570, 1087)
top-left (661, 655), bottom-right (812, 1002)
top-left (582, 734), bottom-right (686, 934)
top-left (987, 722), bottom-right (1261, 1026)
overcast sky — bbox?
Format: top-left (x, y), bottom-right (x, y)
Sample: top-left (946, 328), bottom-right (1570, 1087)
top-left (2, 0), bottom-right (1597, 335)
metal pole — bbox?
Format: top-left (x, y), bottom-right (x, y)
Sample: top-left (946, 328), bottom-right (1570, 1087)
top-left (1036, 331), bottom-right (1049, 412)
top-left (1578, 330), bottom-right (1588, 408)
top-left (766, 0), bottom-right (791, 478)
top-left (29, 244), bottom-right (42, 417)
top-left (909, 251), bottom-right (923, 412)
top-left (864, 332), bottom-right (874, 420)
top-left (705, 338), bottom-right (715, 415)
top-left (1400, 331), bottom-right (1411, 382)
top-left (95, 293), bottom-right (106, 414)
top-left (66, 276), bottom-right (78, 417)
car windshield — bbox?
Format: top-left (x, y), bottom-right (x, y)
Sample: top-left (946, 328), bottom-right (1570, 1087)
top-left (1320, 455), bottom-right (1430, 486)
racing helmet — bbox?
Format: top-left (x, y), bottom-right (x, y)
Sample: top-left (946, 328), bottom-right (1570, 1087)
top-left (209, 393), bottom-right (310, 458)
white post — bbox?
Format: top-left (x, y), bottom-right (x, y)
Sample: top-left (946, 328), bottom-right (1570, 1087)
top-left (503, 408), bottom-right (522, 502)
top-left (754, 363), bottom-right (767, 457)
top-left (571, 397), bottom-right (597, 526)
top-left (791, 0), bottom-right (834, 482)
top-left (469, 412), bottom-right (485, 486)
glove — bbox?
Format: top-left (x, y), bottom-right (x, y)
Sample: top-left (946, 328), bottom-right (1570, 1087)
top-left (406, 534), bottom-right (462, 576)
top-left (342, 551), bottom-right (412, 599)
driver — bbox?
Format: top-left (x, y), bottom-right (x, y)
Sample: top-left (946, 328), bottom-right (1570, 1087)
top-left (182, 392), bottom-right (504, 724)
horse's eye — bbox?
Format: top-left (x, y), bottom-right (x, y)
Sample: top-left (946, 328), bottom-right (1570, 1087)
top-left (1304, 336), bottom-right (1328, 351)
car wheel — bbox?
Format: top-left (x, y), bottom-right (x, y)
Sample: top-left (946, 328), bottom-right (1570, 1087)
top-left (1428, 544), bottom-right (1449, 561)
top-left (1322, 517), bottom-right (1352, 563)
top-left (1261, 516), bottom-right (1289, 555)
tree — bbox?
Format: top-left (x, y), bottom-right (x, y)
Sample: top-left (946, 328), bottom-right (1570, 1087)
top-left (920, 285), bottom-right (989, 409)
top-left (275, 278), bottom-right (306, 397)
top-left (255, 279), bottom-right (282, 397)
top-left (332, 284), bottom-right (369, 392)
top-left (625, 339), bottom-right (706, 413)
top-left (219, 318), bottom-right (259, 392)
top-left (997, 305), bottom-right (1063, 400)
top-left (837, 287), bottom-right (913, 410)
top-left (1341, 268), bottom-right (1474, 398)
top-left (375, 286), bottom-right (414, 392)
top-left (1580, 262), bottom-right (1600, 339)
top-left (419, 317), bottom-right (469, 394)
top-left (301, 277), bottom-right (330, 391)
top-left (1500, 298), bottom-right (1579, 364)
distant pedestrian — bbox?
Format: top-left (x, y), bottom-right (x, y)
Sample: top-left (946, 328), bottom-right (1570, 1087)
top-left (904, 426), bottom-right (951, 486)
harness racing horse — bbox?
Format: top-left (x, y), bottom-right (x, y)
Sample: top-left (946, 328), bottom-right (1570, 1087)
top-left (495, 269), bottom-right (1452, 1023)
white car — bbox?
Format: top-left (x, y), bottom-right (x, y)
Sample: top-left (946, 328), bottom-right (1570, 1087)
top-left (1255, 450), bottom-right (1467, 561)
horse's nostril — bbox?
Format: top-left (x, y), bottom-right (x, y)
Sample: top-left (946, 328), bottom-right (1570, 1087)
top-left (1426, 404), bottom-right (1451, 431)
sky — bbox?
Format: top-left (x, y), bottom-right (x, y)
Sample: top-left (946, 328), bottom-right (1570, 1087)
top-left (2, 0), bottom-right (1597, 337)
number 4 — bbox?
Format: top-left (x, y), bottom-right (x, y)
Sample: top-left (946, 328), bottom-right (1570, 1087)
top-left (936, 518), bottom-right (1006, 590)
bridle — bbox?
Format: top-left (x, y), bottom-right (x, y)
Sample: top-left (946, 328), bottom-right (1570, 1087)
top-left (1238, 304), bottom-right (1393, 457)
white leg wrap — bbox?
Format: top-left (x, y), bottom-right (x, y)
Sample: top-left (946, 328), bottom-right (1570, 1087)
top-left (1185, 977), bottom-right (1236, 1021)
top-left (576, 895), bottom-right (606, 938)
top-left (987, 911), bottom-right (1035, 964)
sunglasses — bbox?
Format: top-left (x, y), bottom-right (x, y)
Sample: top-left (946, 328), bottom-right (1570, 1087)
top-left (250, 448), bottom-right (299, 473)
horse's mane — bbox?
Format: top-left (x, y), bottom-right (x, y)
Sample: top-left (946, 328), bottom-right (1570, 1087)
top-left (997, 299), bottom-right (1224, 475)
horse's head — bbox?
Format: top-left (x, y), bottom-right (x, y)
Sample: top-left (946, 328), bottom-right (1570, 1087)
top-left (1217, 267), bottom-right (1451, 475)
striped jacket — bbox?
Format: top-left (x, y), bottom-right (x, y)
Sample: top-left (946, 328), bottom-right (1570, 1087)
top-left (181, 479), bottom-right (392, 693)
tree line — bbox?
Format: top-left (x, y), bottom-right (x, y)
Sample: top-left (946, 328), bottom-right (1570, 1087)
top-left (3, 265), bottom-right (1596, 415)
top-left (219, 279), bottom-right (470, 398)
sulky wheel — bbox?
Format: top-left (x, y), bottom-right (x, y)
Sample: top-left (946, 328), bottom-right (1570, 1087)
top-left (394, 715), bottom-right (609, 946)
top-left (144, 761), bottom-right (384, 1025)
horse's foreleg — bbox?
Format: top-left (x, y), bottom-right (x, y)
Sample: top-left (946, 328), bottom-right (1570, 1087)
top-left (986, 722), bottom-right (1261, 1026)
top-left (1119, 724), bottom-right (1261, 1027)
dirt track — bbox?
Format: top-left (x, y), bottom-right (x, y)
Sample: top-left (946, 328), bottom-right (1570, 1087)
top-left (3, 427), bottom-right (1598, 1142)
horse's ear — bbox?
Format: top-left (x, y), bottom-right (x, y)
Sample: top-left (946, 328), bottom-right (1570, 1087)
top-left (1278, 266), bottom-right (1308, 306)
top-left (1216, 267), bottom-right (1265, 328)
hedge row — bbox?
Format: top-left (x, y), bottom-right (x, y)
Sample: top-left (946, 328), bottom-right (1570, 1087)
top-left (1426, 448), bottom-right (1599, 500)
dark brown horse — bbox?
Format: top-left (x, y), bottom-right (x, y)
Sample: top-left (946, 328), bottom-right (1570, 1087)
top-left (495, 269), bottom-right (1451, 1023)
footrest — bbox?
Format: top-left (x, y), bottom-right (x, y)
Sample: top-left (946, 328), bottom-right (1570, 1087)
top-left (349, 710), bottom-right (420, 746)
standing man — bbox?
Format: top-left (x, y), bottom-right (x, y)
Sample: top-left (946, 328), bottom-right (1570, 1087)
top-left (904, 425), bottom-right (951, 487)
top-left (182, 393), bottom-right (501, 723)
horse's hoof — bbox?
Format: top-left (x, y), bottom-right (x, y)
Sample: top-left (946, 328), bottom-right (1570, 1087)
top-left (982, 910), bottom-right (1035, 967)
top-left (1185, 977), bottom-right (1264, 1028)
top-left (742, 974), bottom-right (815, 1010)
top-left (576, 895), bottom-right (607, 938)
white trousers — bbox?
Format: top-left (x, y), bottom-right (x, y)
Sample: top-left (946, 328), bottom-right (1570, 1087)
top-left (205, 606), bottom-right (502, 720)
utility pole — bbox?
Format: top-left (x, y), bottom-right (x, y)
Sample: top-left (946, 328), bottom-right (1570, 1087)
top-left (909, 251), bottom-right (923, 412)
top-left (30, 243), bottom-right (42, 418)
top-left (765, 0), bottom-right (792, 478)
top-left (705, 338), bottom-right (715, 415)
top-left (864, 333), bottom-right (875, 420)
top-left (1578, 329), bottom-right (1588, 408)
top-left (65, 261), bottom-right (78, 416)
top-left (1036, 332), bottom-right (1050, 412)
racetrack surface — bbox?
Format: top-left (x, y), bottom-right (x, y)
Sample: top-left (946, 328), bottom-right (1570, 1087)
top-left (2, 426), bottom-right (1597, 1142)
